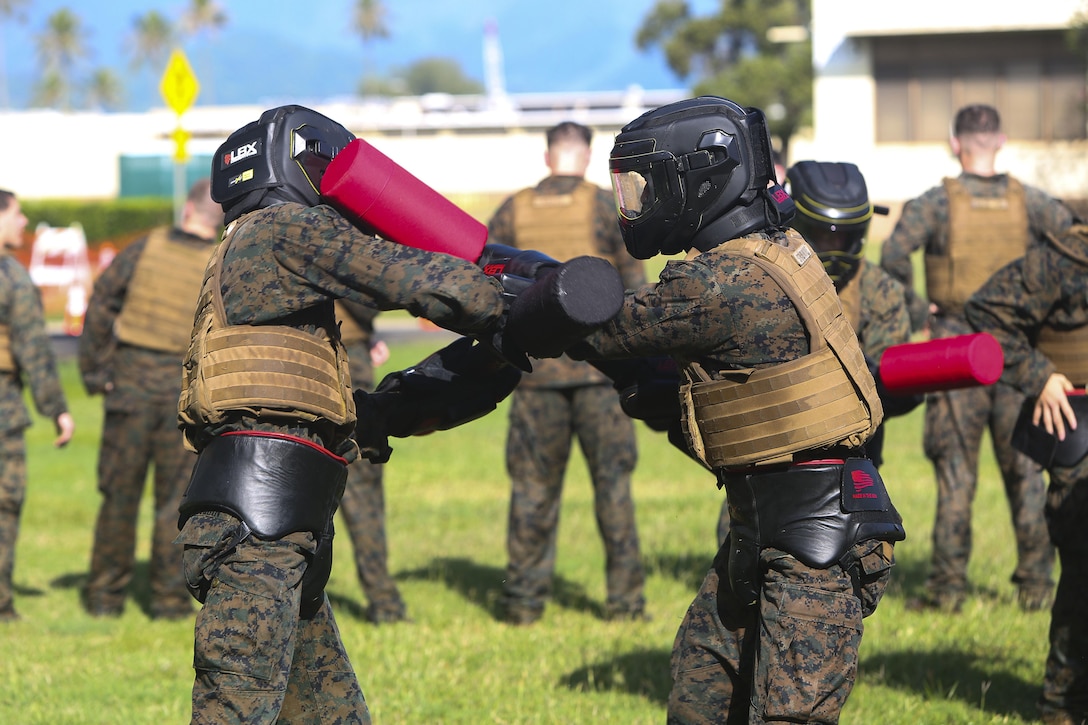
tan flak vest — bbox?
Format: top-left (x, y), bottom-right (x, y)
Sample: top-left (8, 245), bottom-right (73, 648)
top-left (925, 177), bottom-right (1029, 314)
top-left (0, 324), bottom-right (13, 372)
top-left (114, 228), bottom-right (216, 354)
top-left (177, 218), bottom-right (356, 452)
top-left (1036, 229), bottom-right (1088, 385)
top-left (680, 231), bottom-right (884, 469)
top-left (512, 181), bottom-right (600, 262)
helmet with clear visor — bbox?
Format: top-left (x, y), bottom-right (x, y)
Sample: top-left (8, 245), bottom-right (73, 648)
top-left (608, 96), bottom-right (792, 259)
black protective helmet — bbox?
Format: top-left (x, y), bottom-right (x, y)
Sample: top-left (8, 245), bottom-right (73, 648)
top-left (786, 161), bottom-right (879, 288)
top-left (608, 96), bottom-right (795, 259)
top-left (211, 105), bottom-right (356, 224)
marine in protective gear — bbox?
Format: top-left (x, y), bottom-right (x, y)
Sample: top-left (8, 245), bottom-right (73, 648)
top-left (569, 96), bottom-right (901, 724)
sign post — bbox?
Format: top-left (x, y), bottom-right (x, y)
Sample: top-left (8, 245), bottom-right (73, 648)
top-left (159, 49), bottom-right (200, 224)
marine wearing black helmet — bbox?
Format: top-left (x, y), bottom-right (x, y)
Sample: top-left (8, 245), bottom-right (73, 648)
top-left (569, 96), bottom-right (902, 723)
top-left (787, 160), bottom-right (884, 288)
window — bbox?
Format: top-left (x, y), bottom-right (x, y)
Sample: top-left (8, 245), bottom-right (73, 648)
top-left (873, 30), bottom-right (1087, 142)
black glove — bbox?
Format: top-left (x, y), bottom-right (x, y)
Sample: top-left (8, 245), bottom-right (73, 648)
top-left (353, 337), bottom-right (522, 463)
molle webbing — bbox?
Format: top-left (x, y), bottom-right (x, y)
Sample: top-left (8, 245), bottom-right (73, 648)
top-left (178, 220), bottom-right (355, 451)
top-left (926, 177), bottom-right (1028, 314)
top-left (1037, 325), bottom-right (1088, 386)
top-left (512, 182), bottom-right (598, 262)
top-left (682, 233), bottom-right (882, 468)
top-left (114, 228), bottom-right (216, 354)
top-left (334, 301), bottom-right (368, 345)
top-left (0, 324), bottom-right (13, 372)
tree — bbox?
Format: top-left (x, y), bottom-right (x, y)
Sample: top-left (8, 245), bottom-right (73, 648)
top-left (359, 57), bottom-right (483, 97)
top-left (127, 11), bottom-right (174, 71)
top-left (85, 68), bottom-right (123, 111)
top-left (0, 0), bottom-right (29, 108)
top-left (353, 0), bottom-right (390, 96)
top-left (33, 8), bottom-right (90, 110)
top-left (180, 0), bottom-right (227, 104)
top-left (636, 0), bottom-right (812, 158)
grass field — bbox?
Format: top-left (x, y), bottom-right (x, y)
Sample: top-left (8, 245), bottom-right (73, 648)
top-left (0, 337), bottom-right (1056, 724)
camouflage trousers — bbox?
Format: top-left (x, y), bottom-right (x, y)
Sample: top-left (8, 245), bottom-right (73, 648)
top-left (177, 511), bottom-right (368, 724)
top-left (1039, 456), bottom-right (1088, 721)
top-left (0, 430), bottom-right (26, 615)
top-left (83, 406), bottom-right (195, 615)
top-left (502, 385), bottom-right (644, 616)
top-left (338, 457), bottom-right (405, 619)
top-left (668, 541), bottom-right (894, 724)
top-left (922, 382), bottom-right (1054, 597)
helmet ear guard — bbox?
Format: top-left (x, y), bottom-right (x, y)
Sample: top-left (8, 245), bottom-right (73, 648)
top-left (211, 105), bottom-right (356, 223)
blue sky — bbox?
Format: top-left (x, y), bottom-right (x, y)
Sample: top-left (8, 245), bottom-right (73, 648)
top-left (0, 0), bottom-right (718, 110)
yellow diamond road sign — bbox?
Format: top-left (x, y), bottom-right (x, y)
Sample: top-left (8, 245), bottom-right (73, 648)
top-left (160, 49), bottom-right (199, 115)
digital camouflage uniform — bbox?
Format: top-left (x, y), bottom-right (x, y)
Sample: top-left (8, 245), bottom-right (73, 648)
top-left (573, 230), bottom-right (897, 724)
top-left (78, 227), bottom-right (215, 618)
top-left (0, 251), bottom-right (68, 619)
top-left (881, 172), bottom-right (1072, 609)
top-left (716, 259), bottom-right (912, 545)
top-left (176, 202), bottom-right (505, 724)
top-left (488, 174), bottom-right (648, 622)
top-left (334, 299), bottom-right (407, 623)
top-left (966, 225), bottom-right (1088, 724)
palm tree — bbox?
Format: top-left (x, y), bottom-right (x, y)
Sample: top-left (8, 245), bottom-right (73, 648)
top-left (128, 11), bottom-right (174, 71)
top-left (0, 0), bottom-right (30, 108)
top-left (180, 0), bottom-right (227, 104)
top-left (127, 11), bottom-right (174, 111)
top-left (33, 8), bottom-right (89, 110)
top-left (353, 0), bottom-right (390, 95)
top-left (85, 68), bottom-right (123, 111)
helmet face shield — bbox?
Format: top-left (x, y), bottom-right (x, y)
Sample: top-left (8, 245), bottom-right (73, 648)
top-left (610, 150), bottom-right (679, 224)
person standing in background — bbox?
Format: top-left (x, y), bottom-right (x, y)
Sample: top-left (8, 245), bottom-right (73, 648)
top-left (488, 121), bottom-right (648, 625)
top-left (966, 222), bottom-right (1088, 725)
top-left (78, 178), bottom-right (222, 619)
top-left (334, 299), bottom-right (408, 624)
top-left (880, 104), bottom-right (1073, 612)
top-left (0, 189), bottom-right (75, 621)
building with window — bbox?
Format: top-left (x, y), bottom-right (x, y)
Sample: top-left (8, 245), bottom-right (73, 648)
top-left (805, 0), bottom-right (1087, 230)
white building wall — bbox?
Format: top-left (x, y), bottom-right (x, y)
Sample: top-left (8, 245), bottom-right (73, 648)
top-left (806, 0), bottom-right (1088, 211)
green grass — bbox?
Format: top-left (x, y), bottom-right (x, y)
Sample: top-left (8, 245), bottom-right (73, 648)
top-left (0, 340), bottom-right (1055, 724)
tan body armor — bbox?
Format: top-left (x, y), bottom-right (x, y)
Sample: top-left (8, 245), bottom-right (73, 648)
top-left (512, 181), bottom-right (599, 262)
top-left (925, 177), bottom-right (1028, 314)
top-left (1035, 229), bottom-right (1088, 385)
top-left (680, 232), bottom-right (883, 468)
top-left (0, 324), bottom-right (13, 372)
top-left (114, 228), bottom-right (217, 354)
top-left (178, 219), bottom-right (356, 452)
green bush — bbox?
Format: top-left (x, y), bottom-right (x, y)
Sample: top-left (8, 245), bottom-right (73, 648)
top-left (21, 198), bottom-right (174, 246)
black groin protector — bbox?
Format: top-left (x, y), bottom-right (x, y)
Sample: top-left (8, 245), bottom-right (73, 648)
top-left (178, 433), bottom-right (348, 618)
